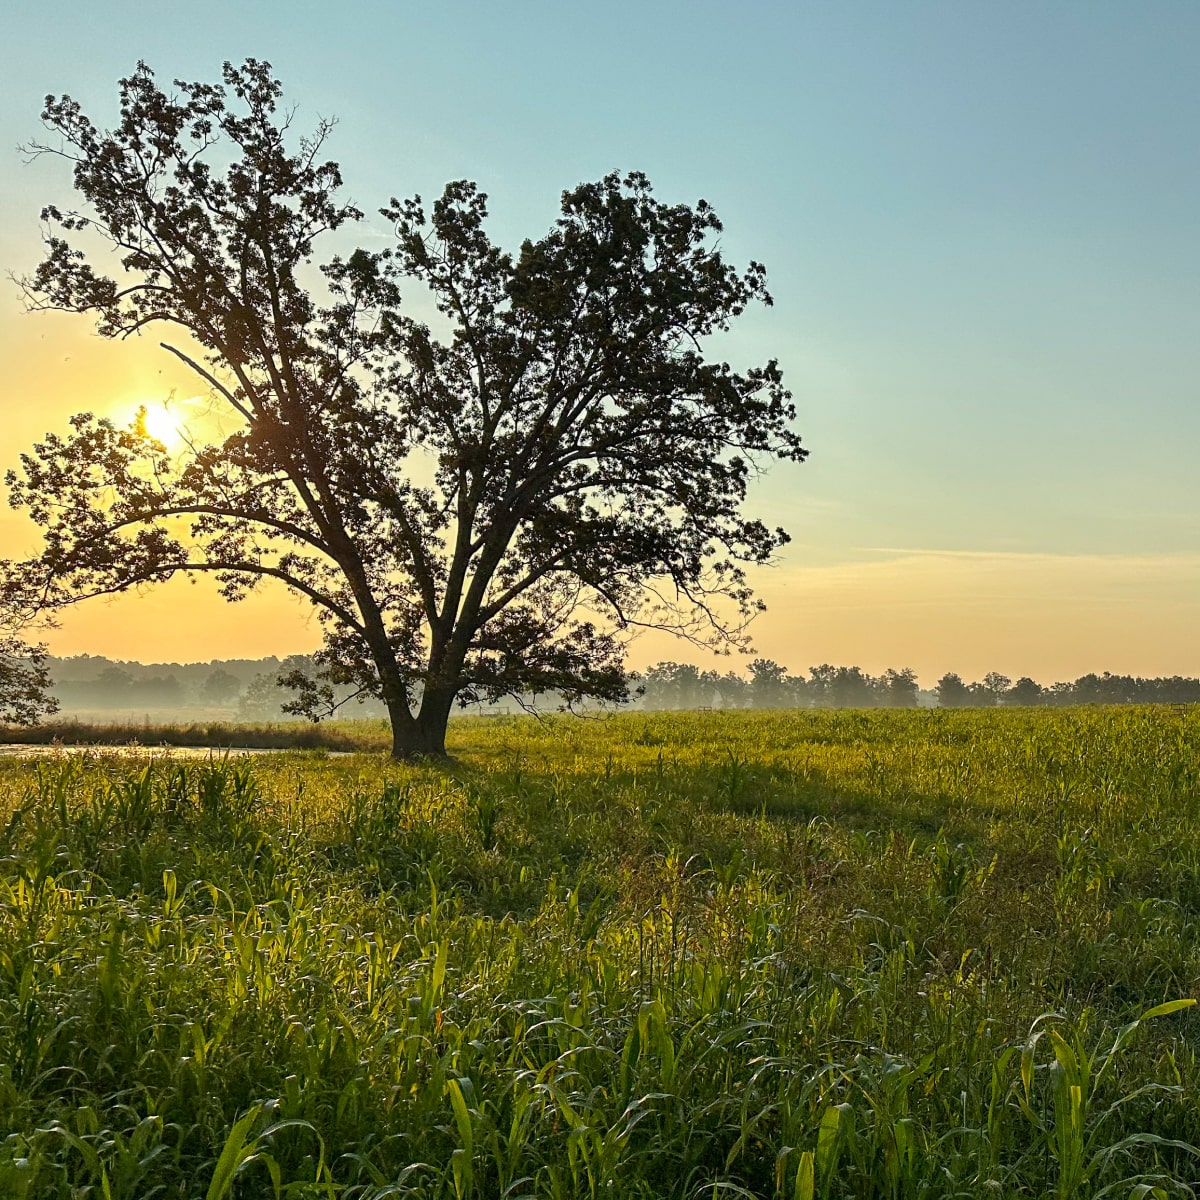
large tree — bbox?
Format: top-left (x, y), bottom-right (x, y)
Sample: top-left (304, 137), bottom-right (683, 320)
top-left (0, 635), bottom-right (57, 726)
top-left (7, 60), bottom-right (806, 757)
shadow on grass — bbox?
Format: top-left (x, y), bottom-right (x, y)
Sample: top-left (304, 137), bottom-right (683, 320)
top-left (0, 718), bottom-right (390, 753)
top-left (447, 748), bottom-right (1006, 850)
top-left (666, 759), bottom-right (1006, 845)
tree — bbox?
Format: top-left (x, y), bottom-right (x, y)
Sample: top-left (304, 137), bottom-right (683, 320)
top-left (979, 672), bottom-right (1012, 706)
top-left (0, 635), bottom-right (58, 725)
top-left (881, 667), bottom-right (919, 708)
top-left (1007, 676), bottom-right (1044, 706)
top-left (934, 672), bottom-right (971, 708)
top-left (828, 666), bottom-right (875, 709)
top-left (787, 673), bottom-right (811, 708)
top-left (806, 664), bottom-right (837, 708)
top-left (717, 670), bottom-right (749, 709)
top-left (747, 657), bottom-right (788, 708)
top-left (238, 671), bottom-right (288, 720)
top-left (200, 668), bottom-right (242, 705)
top-left (640, 662), bottom-right (704, 710)
top-left (7, 60), bottom-right (806, 758)
top-left (130, 673), bottom-right (184, 708)
top-left (95, 666), bottom-right (134, 697)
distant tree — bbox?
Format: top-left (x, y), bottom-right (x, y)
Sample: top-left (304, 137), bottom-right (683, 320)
top-left (96, 666), bottom-right (135, 697)
top-left (675, 664), bottom-right (707, 710)
top-left (638, 664), bottom-right (669, 710)
top-left (975, 672), bottom-right (1012, 707)
top-left (787, 673), bottom-right (812, 708)
top-left (1007, 676), bottom-right (1044, 706)
top-left (6, 60), bottom-right (805, 758)
top-left (1093, 673), bottom-right (1136, 704)
top-left (881, 667), bottom-right (919, 708)
top-left (640, 662), bottom-right (706, 710)
top-left (698, 669), bottom-right (726, 708)
top-left (131, 673), bottom-right (184, 707)
top-left (829, 666), bottom-right (875, 709)
top-left (807, 664), bottom-right (837, 708)
top-left (717, 671), bottom-right (749, 709)
top-left (1154, 676), bottom-right (1200, 704)
top-left (201, 668), bottom-right (242, 705)
top-left (935, 672), bottom-right (971, 708)
top-left (239, 672), bottom-right (288, 720)
top-left (638, 660), bottom-right (1200, 712)
top-left (748, 658), bottom-right (789, 708)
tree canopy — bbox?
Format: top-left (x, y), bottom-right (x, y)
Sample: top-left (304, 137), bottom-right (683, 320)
top-left (6, 59), bottom-right (805, 756)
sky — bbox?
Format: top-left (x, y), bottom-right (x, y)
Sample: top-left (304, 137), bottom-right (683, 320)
top-left (0, 1), bottom-right (1197, 684)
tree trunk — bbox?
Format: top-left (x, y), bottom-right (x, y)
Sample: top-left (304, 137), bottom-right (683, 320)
top-left (383, 694), bottom-right (441, 760)
top-left (384, 687), bottom-right (458, 759)
top-left (389, 721), bottom-right (446, 758)
top-left (393, 684), bottom-right (456, 760)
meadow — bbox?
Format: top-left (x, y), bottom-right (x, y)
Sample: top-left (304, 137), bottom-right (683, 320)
top-left (2, 706), bottom-right (1200, 1198)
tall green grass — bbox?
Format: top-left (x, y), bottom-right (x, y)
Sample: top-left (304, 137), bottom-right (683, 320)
top-left (1, 706), bottom-right (1199, 1196)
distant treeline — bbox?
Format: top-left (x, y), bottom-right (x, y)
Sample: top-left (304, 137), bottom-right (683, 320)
top-left (39, 654), bottom-right (1200, 720)
top-left (46, 654), bottom-right (387, 720)
top-left (634, 660), bottom-right (1200, 710)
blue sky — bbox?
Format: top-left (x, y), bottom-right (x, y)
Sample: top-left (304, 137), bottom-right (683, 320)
top-left (1, 2), bottom-right (1197, 679)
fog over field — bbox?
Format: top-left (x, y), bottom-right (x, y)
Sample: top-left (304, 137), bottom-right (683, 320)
top-left (34, 654), bottom-right (1200, 727)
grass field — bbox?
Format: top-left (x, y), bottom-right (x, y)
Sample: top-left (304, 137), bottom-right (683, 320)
top-left (3, 707), bottom-right (1200, 1198)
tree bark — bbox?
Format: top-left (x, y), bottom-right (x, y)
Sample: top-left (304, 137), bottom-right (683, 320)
top-left (388, 696), bottom-right (450, 758)
top-left (395, 684), bottom-right (456, 760)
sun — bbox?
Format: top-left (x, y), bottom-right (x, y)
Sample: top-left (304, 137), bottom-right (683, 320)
top-left (134, 402), bottom-right (185, 450)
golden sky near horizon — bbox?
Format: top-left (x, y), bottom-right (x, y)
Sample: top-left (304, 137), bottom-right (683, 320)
top-left (4, 308), bottom-right (1197, 686)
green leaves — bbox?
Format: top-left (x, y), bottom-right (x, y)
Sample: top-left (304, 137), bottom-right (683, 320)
top-left (205, 1106), bottom-right (266, 1200)
top-left (1020, 999), bottom-right (1199, 1199)
top-left (204, 1106), bottom-right (327, 1200)
top-left (815, 1102), bottom-right (852, 1185)
top-left (0, 634), bottom-right (56, 727)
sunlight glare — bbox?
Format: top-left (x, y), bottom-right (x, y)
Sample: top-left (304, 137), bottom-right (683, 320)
top-left (134, 402), bottom-right (186, 450)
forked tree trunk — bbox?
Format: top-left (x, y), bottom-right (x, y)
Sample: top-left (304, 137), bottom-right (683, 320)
top-left (389, 721), bottom-right (448, 759)
top-left (386, 687), bottom-right (456, 759)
